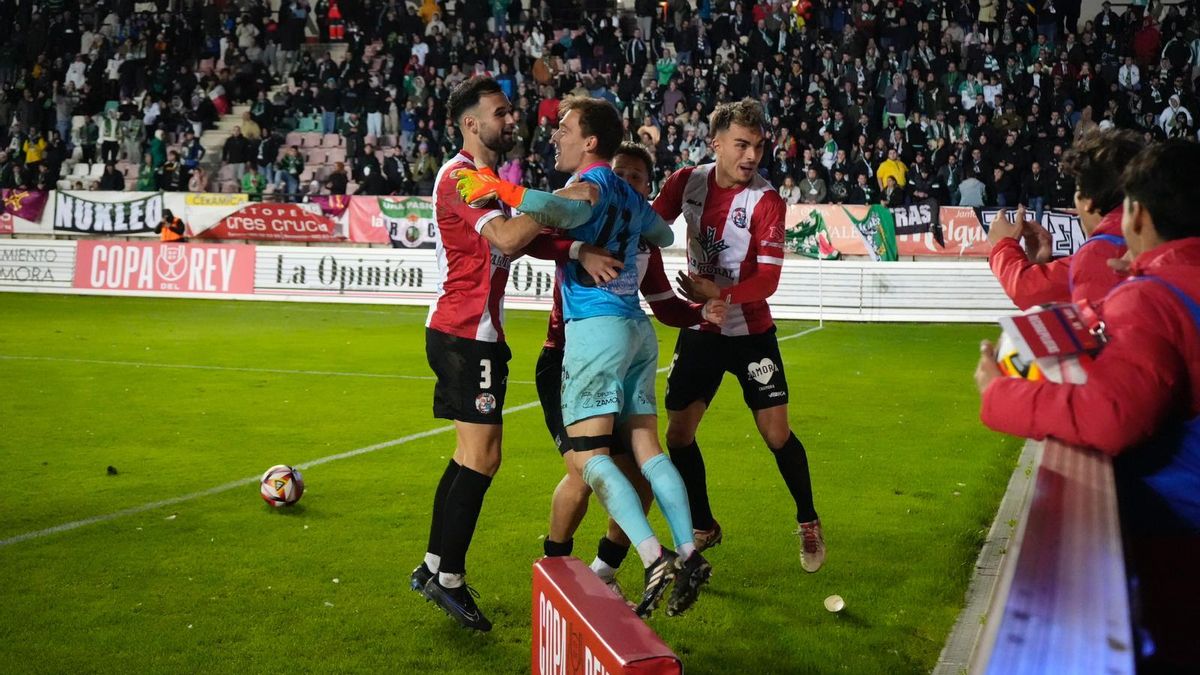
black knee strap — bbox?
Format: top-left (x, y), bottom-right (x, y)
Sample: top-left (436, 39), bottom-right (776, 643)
top-left (568, 434), bottom-right (616, 452)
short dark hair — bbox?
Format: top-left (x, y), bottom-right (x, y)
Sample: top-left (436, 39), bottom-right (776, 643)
top-left (559, 96), bottom-right (623, 159)
top-left (1060, 129), bottom-right (1142, 214)
top-left (614, 142), bottom-right (654, 173)
top-left (447, 76), bottom-right (504, 124)
top-left (709, 98), bottom-right (767, 137)
top-left (1121, 140), bottom-right (1200, 241)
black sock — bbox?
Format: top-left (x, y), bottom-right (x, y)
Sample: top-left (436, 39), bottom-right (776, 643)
top-left (669, 440), bottom-right (716, 531)
top-left (544, 537), bottom-right (573, 557)
top-left (426, 459), bottom-right (461, 557)
top-left (596, 536), bottom-right (630, 570)
top-left (772, 432), bottom-right (818, 523)
top-left (437, 466), bottom-right (493, 575)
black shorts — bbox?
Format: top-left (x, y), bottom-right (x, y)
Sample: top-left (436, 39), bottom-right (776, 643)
top-left (665, 325), bottom-right (790, 412)
top-left (426, 328), bottom-right (511, 425)
top-left (535, 346), bottom-right (630, 456)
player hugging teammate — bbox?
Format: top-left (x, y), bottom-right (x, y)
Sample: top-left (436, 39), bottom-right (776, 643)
top-left (412, 78), bottom-right (820, 632)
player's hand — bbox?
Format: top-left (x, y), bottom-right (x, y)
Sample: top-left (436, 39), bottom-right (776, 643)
top-left (701, 298), bottom-right (727, 326)
top-left (676, 271), bottom-right (721, 302)
top-left (578, 244), bottom-right (623, 285)
top-left (554, 182), bottom-right (599, 205)
top-left (453, 167), bottom-right (526, 209)
top-left (975, 340), bottom-right (1002, 394)
top-left (1016, 206), bottom-right (1054, 263)
top-left (986, 209), bottom-right (1022, 247)
top-left (1107, 249), bottom-right (1134, 276)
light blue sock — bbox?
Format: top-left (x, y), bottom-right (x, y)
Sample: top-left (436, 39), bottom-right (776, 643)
top-left (582, 455), bottom-right (656, 553)
top-left (641, 453), bottom-right (695, 550)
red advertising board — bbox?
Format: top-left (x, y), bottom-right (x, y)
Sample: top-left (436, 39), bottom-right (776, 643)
top-left (532, 557), bottom-right (681, 675)
top-left (73, 240), bottom-right (255, 294)
top-left (196, 203), bottom-right (343, 242)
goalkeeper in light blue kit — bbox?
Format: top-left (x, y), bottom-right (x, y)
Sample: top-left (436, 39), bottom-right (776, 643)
top-left (456, 96), bottom-right (711, 618)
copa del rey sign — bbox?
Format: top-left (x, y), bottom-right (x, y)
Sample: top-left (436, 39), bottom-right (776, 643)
top-left (73, 241), bottom-right (255, 294)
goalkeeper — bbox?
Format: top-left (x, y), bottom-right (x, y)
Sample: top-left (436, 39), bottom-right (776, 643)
top-left (457, 96), bottom-right (711, 618)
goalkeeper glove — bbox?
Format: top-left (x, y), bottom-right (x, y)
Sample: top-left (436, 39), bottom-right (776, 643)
top-left (453, 167), bottom-right (527, 209)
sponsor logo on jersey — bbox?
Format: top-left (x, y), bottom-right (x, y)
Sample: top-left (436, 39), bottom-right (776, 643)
top-left (692, 262), bottom-right (736, 280)
top-left (490, 251), bottom-right (512, 270)
top-left (581, 390), bottom-right (619, 409)
top-left (732, 207), bottom-right (748, 229)
top-left (697, 225), bottom-right (730, 262)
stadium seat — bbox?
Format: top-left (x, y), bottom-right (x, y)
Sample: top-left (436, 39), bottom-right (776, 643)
top-left (321, 134), bottom-right (343, 148)
top-left (300, 132), bottom-right (322, 147)
top-left (217, 164), bottom-right (235, 181)
top-left (219, 180), bottom-right (238, 193)
top-left (285, 132), bottom-right (304, 147)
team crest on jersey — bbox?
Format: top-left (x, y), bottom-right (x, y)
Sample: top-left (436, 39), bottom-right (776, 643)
top-left (697, 225), bottom-right (730, 262)
top-left (732, 207), bottom-right (748, 229)
top-left (475, 392), bottom-right (497, 414)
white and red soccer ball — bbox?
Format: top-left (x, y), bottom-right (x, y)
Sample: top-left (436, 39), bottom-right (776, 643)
top-left (260, 465), bottom-right (305, 507)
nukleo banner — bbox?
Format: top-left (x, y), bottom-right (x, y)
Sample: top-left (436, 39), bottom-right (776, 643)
top-left (53, 191), bottom-right (163, 234)
top-left (73, 240), bottom-right (255, 294)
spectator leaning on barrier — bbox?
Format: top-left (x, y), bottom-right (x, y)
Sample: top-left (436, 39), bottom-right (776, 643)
top-left (976, 140), bottom-right (1200, 669)
top-left (977, 138), bottom-right (1200, 525)
top-left (987, 129), bottom-right (1142, 312)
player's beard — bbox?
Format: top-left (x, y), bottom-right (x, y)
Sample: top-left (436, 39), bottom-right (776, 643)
top-left (481, 125), bottom-right (516, 155)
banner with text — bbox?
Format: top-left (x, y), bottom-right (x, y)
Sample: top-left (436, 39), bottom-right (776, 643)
top-left (73, 240), bottom-right (256, 294)
top-left (0, 240), bottom-right (76, 289)
top-left (54, 191), bottom-right (163, 235)
top-left (194, 202), bottom-right (343, 242)
top-left (977, 208), bottom-right (1085, 258)
top-left (787, 204), bottom-right (993, 257)
top-left (346, 196), bottom-right (437, 248)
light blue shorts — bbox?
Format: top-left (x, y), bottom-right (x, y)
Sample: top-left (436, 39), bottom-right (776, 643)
top-left (561, 316), bottom-right (659, 427)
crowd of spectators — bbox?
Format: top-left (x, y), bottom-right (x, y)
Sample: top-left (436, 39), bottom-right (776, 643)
top-left (3, 0), bottom-right (1200, 209)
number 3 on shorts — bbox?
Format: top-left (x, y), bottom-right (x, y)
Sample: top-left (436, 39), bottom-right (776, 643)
top-left (479, 358), bottom-right (492, 389)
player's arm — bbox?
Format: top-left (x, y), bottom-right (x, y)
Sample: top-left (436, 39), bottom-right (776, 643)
top-left (523, 229), bottom-right (623, 285)
top-left (980, 292), bottom-right (1184, 454)
top-left (479, 213), bottom-right (550, 256)
top-left (641, 244), bottom-right (722, 327)
top-left (456, 168), bottom-right (593, 229)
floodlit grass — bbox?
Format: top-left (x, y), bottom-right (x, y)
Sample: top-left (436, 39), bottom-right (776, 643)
top-left (0, 294), bottom-right (1021, 674)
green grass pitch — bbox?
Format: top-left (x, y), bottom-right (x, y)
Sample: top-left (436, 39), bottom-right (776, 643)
top-left (0, 293), bottom-right (1020, 673)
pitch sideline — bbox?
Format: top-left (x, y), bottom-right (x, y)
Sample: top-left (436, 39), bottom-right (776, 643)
top-left (0, 325), bottom-right (819, 548)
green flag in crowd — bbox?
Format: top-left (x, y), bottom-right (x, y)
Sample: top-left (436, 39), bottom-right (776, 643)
top-left (844, 205), bottom-right (898, 262)
top-left (785, 209), bottom-right (841, 260)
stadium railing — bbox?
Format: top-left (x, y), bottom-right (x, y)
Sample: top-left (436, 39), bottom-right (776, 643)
top-left (968, 439), bottom-right (1134, 674)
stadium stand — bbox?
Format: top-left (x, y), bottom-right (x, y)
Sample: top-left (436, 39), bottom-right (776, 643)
top-left (2, 0), bottom-right (1198, 206)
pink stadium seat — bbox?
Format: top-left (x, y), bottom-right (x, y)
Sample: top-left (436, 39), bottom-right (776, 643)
top-left (217, 164), bottom-right (235, 181)
top-left (364, 134), bottom-right (379, 147)
top-left (321, 134), bottom-right (343, 148)
top-left (305, 148), bottom-right (326, 164)
top-left (326, 148), bottom-right (346, 163)
top-left (220, 180), bottom-right (238, 193)
top-left (300, 132), bottom-right (323, 147)
top-left (286, 132), bottom-right (304, 147)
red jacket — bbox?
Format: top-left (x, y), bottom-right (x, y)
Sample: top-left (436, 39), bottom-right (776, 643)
top-left (981, 237), bottom-right (1200, 454)
top-left (988, 209), bottom-right (1126, 311)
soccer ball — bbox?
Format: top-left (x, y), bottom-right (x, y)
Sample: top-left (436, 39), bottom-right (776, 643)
top-left (260, 465), bottom-right (305, 507)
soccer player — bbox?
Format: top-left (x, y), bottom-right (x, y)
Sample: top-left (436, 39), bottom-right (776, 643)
top-left (456, 97), bottom-right (712, 617)
top-left (532, 143), bottom-right (726, 602)
top-left (411, 76), bottom-right (579, 632)
top-left (987, 129), bottom-right (1142, 312)
top-left (651, 99), bottom-right (827, 572)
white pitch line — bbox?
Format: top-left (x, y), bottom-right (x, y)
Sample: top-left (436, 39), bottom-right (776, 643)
top-left (0, 400), bottom-right (542, 549)
top-left (0, 355), bottom-right (538, 385)
top-left (778, 325), bottom-right (824, 342)
top-left (0, 325), bottom-right (823, 548)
